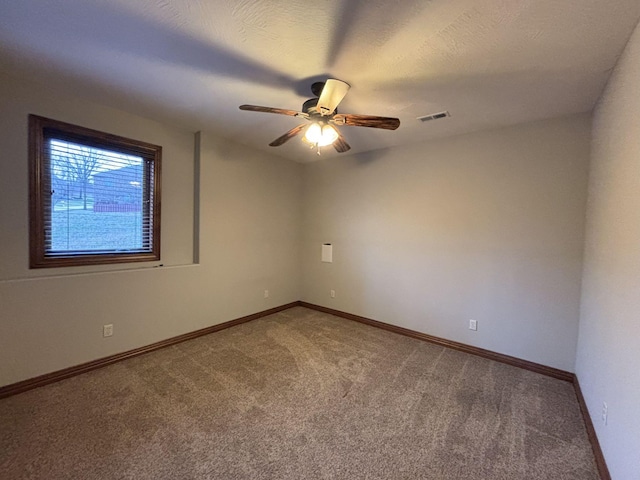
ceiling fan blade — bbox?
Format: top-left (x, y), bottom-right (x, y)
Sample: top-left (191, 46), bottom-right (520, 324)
top-left (333, 129), bottom-right (351, 153)
top-left (239, 105), bottom-right (308, 119)
top-left (333, 114), bottom-right (400, 130)
top-left (317, 79), bottom-right (350, 116)
top-left (269, 124), bottom-right (307, 147)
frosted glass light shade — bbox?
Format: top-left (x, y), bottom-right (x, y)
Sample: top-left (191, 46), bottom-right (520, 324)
top-left (304, 123), bottom-right (338, 147)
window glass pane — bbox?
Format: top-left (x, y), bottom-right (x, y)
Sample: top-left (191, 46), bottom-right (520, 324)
top-left (47, 139), bottom-right (149, 255)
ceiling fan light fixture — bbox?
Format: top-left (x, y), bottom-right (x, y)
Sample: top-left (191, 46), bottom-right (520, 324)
top-left (239, 78), bottom-right (398, 154)
top-left (304, 123), bottom-right (338, 147)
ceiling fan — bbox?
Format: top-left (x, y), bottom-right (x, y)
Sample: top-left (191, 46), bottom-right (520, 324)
top-left (239, 79), bottom-right (400, 154)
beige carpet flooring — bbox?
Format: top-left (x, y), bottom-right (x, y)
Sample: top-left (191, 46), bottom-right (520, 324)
top-left (0, 307), bottom-right (599, 479)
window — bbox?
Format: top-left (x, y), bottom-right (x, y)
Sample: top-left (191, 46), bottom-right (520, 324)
top-left (29, 115), bottom-right (161, 268)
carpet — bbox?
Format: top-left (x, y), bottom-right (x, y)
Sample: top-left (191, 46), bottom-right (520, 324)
top-left (0, 307), bottom-right (599, 479)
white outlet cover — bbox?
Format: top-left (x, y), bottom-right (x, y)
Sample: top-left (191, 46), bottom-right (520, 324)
top-left (469, 319), bottom-right (478, 331)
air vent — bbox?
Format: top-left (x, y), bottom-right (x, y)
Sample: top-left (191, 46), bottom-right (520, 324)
top-left (417, 111), bottom-right (450, 122)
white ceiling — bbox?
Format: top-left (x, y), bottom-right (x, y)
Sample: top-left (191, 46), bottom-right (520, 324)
top-left (1, 1), bottom-right (639, 162)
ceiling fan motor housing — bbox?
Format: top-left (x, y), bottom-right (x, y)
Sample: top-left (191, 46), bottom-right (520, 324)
top-left (302, 97), bottom-right (336, 116)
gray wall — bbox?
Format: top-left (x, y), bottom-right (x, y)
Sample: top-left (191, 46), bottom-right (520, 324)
top-left (301, 115), bottom-right (591, 372)
top-left (577, 20), bottom-right (640, 480)
top-left (0, 73), bottom-right (303, 387)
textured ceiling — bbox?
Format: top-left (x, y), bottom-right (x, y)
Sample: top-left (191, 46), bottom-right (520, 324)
top-left (1, 1), bottom-right (639, 162)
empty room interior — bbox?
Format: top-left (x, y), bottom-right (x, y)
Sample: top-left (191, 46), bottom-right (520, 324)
top-left (1, 1), bottom-right (639, 479)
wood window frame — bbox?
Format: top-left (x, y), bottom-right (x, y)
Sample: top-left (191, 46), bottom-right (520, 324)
top-left (29, 115), bottom-right (162, 268)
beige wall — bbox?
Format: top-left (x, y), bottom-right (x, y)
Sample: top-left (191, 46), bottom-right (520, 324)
top-left (301, 115), bottom-right (591, 372)
top-left (577, 21), bottom-right (640, 480)
top-left (0, 73), bottom-right (302, 387)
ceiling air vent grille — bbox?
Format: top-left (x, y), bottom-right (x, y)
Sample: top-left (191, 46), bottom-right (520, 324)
top-left (417, 111), bottom-right (450, 122)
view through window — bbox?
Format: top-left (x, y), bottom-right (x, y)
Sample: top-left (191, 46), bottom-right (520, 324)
top-left (49, 140), bottom-right (147, 252)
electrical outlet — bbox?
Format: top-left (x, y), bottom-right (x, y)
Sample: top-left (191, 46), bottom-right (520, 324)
top-left (264, 289), bottom-right (269, 299)
top-left (103, 324), bottom-right (113, 337)
top-left (330, 289), bottom-right (336, 298)
top-left (469, 319), bottom-right (477, 331)
top-left (602, 402), bottom-right (608, 425)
